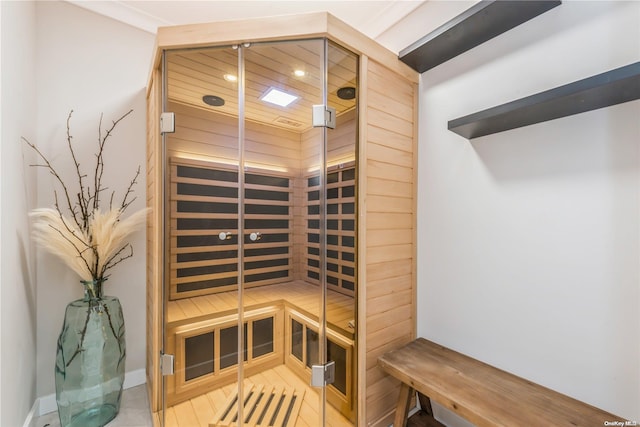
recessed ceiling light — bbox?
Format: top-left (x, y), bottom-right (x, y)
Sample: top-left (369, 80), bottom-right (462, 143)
top-left (293, 69), bottom-right (306, 77)
top-left (260, 87), bottom-right (299, 107)
top-left (223, 74), bottom-right (237, 82)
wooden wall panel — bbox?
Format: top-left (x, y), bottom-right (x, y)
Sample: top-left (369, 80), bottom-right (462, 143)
top-left (300, 126), bottom-right (322, 172)
top-left (146, 68), bottom-right (163, 412)
top-left (167, 156), bottom-right (295, 299)
top-left (303, 163), bottom-right (357, 297)
top-left (167, 102), bottom-right (310, 285)
top-left (300, 110), bottom-right (357, 171)
top-left (363, 58), bottom-right (417, 427)
top-left (328, 109), bottom-right (357, 167)
top-left (292, 176), bottom-right (306, 281)
top-left (167, 101), bottom-right (301, 173)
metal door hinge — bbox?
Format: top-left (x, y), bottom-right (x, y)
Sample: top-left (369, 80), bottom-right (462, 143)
top-left (311, 361), bottom-right (335, 387)
top-left (161, 353), bottom-right (175, 376)
top-left (160, 112), bottom-right (175, 134)
top-left (312, 105), bottom-right (336, 129)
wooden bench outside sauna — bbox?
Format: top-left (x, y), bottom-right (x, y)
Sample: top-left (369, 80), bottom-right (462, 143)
top-left (379, 338), bottom-right (625, 427)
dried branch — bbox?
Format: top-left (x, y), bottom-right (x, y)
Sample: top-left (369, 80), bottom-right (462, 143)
top-left (120, 166), bottom-right (141, 212)
top-left (94, 109), bottom-right (133, 212)
top-left (65, 110), bottom-right (91, 228)
top-left (101, 244), bottom-right (134, 278)
top-left (94, 113), bottom-right (104, 212)
top-left (66, 304), bottom-right (93, 366)
top-left (54, 193), bottom-right (91, 250)
top-left (22, 137), bottom-right (82, 230)
top-left (25, 109), bottom-right (145, 283)
top-left (103, 304), bottom-right (124, 355)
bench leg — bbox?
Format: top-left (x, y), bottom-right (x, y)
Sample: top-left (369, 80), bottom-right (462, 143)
top-left (394, 383), bottom-right (414, 427)
top-left (418, 392), bottom-right (434, 417)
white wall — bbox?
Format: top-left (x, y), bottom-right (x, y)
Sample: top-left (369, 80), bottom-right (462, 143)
top-left (34, 1), bottom-right (154, 399)
top-left (0, 1), bottom-right (38, 426)
top-left (379, 1), bottom-right (640, 425)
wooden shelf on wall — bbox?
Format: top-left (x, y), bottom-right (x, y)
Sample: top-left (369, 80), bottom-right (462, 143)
top-left (399, 0), bottom-right (561, 73)
top-left (448, 61), bottom-right (640, 139)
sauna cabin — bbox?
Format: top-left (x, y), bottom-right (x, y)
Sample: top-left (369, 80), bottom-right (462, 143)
top-left (146, 12), bottom-right (418, 427)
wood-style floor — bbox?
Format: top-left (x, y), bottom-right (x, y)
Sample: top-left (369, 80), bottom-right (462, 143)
top-left (157, 364), bottom-right (353, 427)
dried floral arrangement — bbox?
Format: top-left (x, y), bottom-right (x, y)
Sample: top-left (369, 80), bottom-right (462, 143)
top-left (24, 109), bottom-right (147, 283)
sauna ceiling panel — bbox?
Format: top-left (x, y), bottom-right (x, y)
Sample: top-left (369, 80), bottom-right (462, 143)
top-left (166, 42), bottom-right (357, 132)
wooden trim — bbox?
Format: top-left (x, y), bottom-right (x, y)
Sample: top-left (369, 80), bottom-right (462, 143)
top-left (146, 68), bottom-right (163, 413)
top-left (411, 79), bottom-right (419, 344)
top-left (356, 54), bottom-right (369, 427)
top-left (157, 12), bottom-right (329, 53)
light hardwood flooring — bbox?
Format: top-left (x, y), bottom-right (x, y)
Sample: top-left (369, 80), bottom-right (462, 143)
top-left (159, 364), bottom-right (353, 427)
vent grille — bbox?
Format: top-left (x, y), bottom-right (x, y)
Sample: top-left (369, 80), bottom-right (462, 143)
top-left (273, 116), bottom-right (304, 128)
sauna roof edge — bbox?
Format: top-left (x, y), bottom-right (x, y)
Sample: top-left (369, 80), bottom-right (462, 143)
top-left (146, 11), bottom-right (418, 95)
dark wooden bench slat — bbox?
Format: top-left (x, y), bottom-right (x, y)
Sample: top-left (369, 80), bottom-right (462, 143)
top-left (378, 338), bottom-right (622, 427)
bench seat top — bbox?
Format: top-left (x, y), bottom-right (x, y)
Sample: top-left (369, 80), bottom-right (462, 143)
top-left (378, 338), bottom-right (623, 427)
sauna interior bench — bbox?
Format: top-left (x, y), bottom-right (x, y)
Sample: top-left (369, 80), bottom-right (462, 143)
top-left (378, 338), bottom-right (623, 427)
top-left (167, 280), bottom-right (355, 338)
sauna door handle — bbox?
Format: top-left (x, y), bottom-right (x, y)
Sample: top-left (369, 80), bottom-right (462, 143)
top-left (249, 232), bottom-right (262, 242)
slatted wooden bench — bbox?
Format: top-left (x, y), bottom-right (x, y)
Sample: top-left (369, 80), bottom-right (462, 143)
top-left (378, 338), bottom-right (625, 427)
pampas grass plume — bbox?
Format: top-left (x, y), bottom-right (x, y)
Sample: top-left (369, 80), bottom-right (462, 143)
top-left (29, 208), bottom-right (94, 281)
top-left (30, 207), bottom-right (148, 281)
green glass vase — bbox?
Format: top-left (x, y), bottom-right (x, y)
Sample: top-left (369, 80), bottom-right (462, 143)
top-left (55, 279), bottom-right (126, 427)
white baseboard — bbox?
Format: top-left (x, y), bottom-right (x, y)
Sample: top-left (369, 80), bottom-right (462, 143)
top-left (38, 392), bottom-right (58, 417)
top-left (33, 368), bottom-right (147, 418)
top-left (22, 399), bottom-right (39, 427)
top-left (123, 368), bottom-right (147, 390)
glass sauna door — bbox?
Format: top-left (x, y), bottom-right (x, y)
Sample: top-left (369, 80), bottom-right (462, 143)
top-left (162, 39), bottom-right (357, 427)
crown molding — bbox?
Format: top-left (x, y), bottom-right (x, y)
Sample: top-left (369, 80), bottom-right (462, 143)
top-left (361, 0), bottom-right (426, 39)
top-left (66, 0), bottom-right (170, 34)
top-left (66, 0), bottom-right (426, 41)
